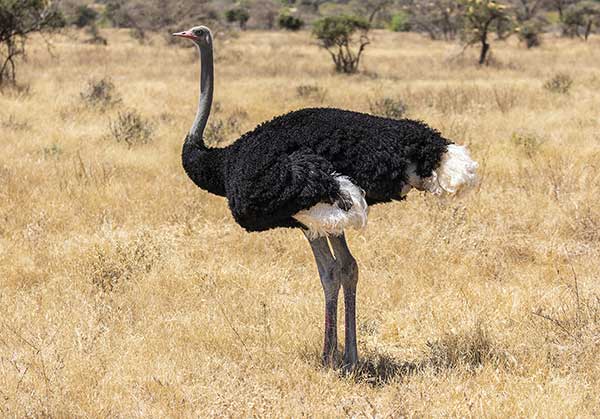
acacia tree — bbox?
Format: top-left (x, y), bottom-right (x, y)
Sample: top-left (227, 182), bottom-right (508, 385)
top-left (312, 15), bottom-right (370, 74)
top-left (563, 1), bottom-right (600, 40)
top-left (0, 0), bottom-right (63, 86)
top-left (460, 0), bottom-right (513, 65)
top-left (511, 0), bottom-right (547, 48)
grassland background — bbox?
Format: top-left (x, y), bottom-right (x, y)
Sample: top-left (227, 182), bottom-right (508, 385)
top-left (0, 29), bottom-right (599, 417)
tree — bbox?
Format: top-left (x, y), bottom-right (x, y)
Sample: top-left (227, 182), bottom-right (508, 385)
top-left (511, 0), bottom-right (546, 20)
top-left (510, 0), bottom-right (548, 48)
top-left (102, 0), bottom-right (215, 32)
top-left (399, 0), bottom-right (462, 40)
top-left (563, 1), bottom-right (600, 40)
top-left (71, 5), bottom-right (98, 28)
top-left (248, 0), bottom-right (279, 29)
top-left (350, 0), bottom-right (392, 25)
top-left (0, 0), bottom-right (64, 86)
top-left (225, 7), bottom-right (250, 30)
top-left (312, 15), bottom-right (370, 74)
top-left (460, 0), bottom-right (513, 65)
top-left (548, 0), bottom-right (578, 21)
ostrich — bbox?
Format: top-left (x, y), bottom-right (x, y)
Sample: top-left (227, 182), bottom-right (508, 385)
top-left (173, 26), bottom-right (478, 369)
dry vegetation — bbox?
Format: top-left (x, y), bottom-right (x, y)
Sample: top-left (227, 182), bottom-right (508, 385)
top-left (1, 29), bottom-right (599, 417)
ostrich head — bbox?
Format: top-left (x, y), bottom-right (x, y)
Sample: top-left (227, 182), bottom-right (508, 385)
top-left (172, 26), bottom-right (213, 47)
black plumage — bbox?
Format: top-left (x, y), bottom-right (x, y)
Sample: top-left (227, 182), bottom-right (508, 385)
top-left (182, 107), bottom-right (450, 233)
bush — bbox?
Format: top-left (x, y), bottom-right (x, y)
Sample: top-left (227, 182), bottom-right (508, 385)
top-left (103, 1), bottom-right (132, 28)
top-left (389, 12), bottom-right (410, 32)
top-left (543, 73), bottom-right (573, 94)
top-left (312, 15), bottom-right (370, 74)
top-left (517, 20), bottom-right (543, 48)
top-left (369, 97), bottom-right (407, 119)
top-left (109, 110), bottom-right (154, 146)
top-left (89, 231), bottom-right (162, 292)
top-left (204, 111), bottom-right (247, 146)
top-left (225, 7), bottom-right (250, 30)
top-left (278, 13), bottom-right (304, 31)
top-left (562, 1), bottom-right (600, 40)
top-left (72, 5), bottom-right (98, 28)
top-left (80, 77), bottom-right (120, 109)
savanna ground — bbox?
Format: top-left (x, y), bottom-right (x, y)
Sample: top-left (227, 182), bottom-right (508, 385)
top-left (1, 28), bottom-right (599, 417)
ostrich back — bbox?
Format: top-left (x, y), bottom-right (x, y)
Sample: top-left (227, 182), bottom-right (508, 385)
top-left (215, 108), bottom-right (450, 232)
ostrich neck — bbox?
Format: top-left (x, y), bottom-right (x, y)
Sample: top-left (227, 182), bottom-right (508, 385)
top-left (187, 43), bottom-right (214, 146)
top-left (182, 40), bottom-right (226, 197)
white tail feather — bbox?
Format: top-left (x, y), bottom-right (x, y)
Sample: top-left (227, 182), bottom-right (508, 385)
top-left (423, 144), bottom-right (478, 196)
top-left (293, 175), bottom-right (368, 239)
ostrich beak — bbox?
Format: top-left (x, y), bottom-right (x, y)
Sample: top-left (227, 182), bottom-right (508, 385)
top-left (172, 31), bottom-right (196, 40)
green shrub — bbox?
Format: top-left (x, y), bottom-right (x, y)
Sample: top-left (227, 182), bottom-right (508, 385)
top-left (225, 7), bottom-right (250, 30)
top-left (517, 20), bottom-right (543, 48)
top-left (389, 12), bottom-right (410, 32)
top-left (278, 13), bottom-right (304, 31)
top-left (312, 15), bottom-right (371, 74)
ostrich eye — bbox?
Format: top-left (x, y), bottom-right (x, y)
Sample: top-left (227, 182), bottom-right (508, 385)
top-left (194, 29), bottom-right (204, 37)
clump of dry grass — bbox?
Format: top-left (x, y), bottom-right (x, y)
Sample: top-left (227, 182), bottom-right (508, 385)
top-left (1, 114), bottom-right (30, 131)
top-left (88, 231), bottom-right (163, 292)
top-left (544, 72), bottom-right (574, 94)
top-left (80, 77), bottom-right (121, 109)
top-left (510, 131), bottom-right (545, 157)
top-left (108, 109), bottom-right (154, 146)
top-left (0, 29), bottom-right (599, 417)
top-left (369, 96), bottom-right (407, 119)
top-left (425, 322), bottom-right (506, 371)
top-left (204, 109), bottom-right (247, 145)
top-left (296, 84), bottom-right (327, 102)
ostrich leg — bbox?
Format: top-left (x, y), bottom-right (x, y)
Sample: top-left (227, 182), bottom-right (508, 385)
top-left (329, 233), bottom-right (359, 369)
top-left (305, 233), bottom-right (340, 366)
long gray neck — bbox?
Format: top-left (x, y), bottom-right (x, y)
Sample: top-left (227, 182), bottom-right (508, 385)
top-left (187, 40), bottom-right (214, 147)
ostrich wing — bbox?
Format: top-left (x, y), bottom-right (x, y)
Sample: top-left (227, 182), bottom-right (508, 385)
top-left (226, 149), bottom-right (342, 232)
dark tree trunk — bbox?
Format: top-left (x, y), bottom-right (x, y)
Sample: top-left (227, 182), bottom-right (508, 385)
top-left (479, 40), bottom-right (490, 65)
top-left (584, 20), bottom-right (592, 41)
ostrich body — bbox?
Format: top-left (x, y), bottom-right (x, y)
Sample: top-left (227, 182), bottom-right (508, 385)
top-left (174, 26), bottom-right (478, 369)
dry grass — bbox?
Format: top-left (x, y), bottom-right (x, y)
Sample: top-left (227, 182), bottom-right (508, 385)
top-left (1, 29), bottom-right (599, 417)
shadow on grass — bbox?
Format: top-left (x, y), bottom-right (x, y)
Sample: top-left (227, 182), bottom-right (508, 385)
top-left (300, 322), bottom-right (510, 387)
top-left (351, 352), bottom-right (422, 386)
